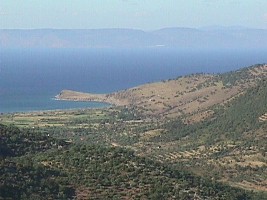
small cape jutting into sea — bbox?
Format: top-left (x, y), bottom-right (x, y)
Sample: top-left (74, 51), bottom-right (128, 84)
top-left (56, 64), bottom-right (267, 118)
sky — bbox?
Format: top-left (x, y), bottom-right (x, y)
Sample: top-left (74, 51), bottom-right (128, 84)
top-left (0, 0), bottom-right (267, 30)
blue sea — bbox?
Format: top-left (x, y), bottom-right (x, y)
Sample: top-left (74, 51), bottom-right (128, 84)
top-left (0, 47), bottom-right (267, 113)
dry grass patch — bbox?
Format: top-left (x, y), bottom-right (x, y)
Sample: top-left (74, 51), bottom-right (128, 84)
top-left (230, 180), bottom-right (267, 192)
top-left (184, 110), bottom-right (214, 124)
top-left (140, 129), bottom-right (164, 141)
top-left (259, 113), bottom-right (267, 122)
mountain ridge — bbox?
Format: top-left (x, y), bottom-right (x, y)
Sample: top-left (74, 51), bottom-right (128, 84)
top-left (1, 27), bottom-right (267, 49)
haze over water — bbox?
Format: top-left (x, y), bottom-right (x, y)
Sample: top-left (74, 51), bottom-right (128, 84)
top-left (0, 47), bottom-right (267, 113)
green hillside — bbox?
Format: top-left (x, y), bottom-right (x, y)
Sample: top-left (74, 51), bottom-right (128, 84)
top-left (0, 124), bottom-right (258, 199)
top-left (1, 64), bottom-right (267, 199)
top-left (143, 79), bottom-right (267, 194)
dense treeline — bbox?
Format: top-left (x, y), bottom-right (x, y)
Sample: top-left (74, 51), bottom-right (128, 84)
top-left (0, 124), bottom-right (68, 158)
top-left (0, 159), bottom-right (75, 199)
top-left (35, 144), bottom-right (255, 199)
top-left (0, 124), bottom-right (75, 199)
top-left (0, 124), bottom-right (257, 199)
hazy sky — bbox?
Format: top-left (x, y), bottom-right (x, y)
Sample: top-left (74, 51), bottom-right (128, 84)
top-left (0, 0), bottom-right (266, 30)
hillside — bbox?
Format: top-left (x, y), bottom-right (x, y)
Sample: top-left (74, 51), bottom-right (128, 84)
top-left (138, 78), bottom-right (267, 192)
top-left (1, 64), bottom-right (267, 199)
top-left (57, 64), bottom-right (267, 119)
top-left (0, 124), bottom-right (257, 199)
top-left (0, 124), bottom-right (74, 199)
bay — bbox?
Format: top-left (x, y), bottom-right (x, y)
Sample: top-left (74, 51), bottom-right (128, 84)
top-left (0, 47), bottom-right (267, 113)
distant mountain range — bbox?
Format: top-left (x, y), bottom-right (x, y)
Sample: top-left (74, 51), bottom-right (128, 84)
top-left (1, 27), bottom-right (267, 49)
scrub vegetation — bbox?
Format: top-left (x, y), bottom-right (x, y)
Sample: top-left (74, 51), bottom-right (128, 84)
top-left (1, 64), bottom-right (267, 199)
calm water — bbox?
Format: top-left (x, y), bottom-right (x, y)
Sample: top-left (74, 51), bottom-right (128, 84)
top-left (0, 48), bottom-right (267, 113)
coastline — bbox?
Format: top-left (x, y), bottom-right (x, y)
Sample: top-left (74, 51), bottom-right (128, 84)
top-left (54, 90), bottom-right (126, 107)
top-left (1, 95), bottom-right (111, 114)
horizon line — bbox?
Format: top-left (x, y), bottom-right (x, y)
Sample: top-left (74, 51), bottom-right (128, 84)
top-left (0, 26), bottom-right (266, 31)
